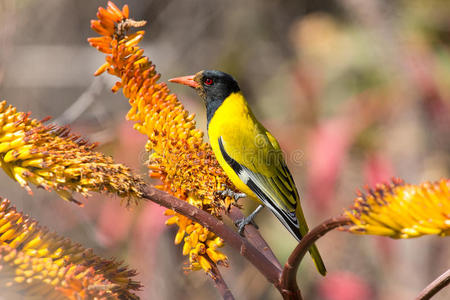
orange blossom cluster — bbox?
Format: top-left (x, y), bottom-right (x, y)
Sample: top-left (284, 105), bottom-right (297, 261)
top-left (88, 2), bottom-right (236, 273)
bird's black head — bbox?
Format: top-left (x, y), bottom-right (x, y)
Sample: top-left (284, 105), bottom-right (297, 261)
top-left (194, 70), bottom-right (240, 102)
top-left (169, 70), bottom-right (240, 123)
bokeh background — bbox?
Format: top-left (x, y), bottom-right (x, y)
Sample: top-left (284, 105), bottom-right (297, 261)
top-left (0, 0), bottom-right (449, 299)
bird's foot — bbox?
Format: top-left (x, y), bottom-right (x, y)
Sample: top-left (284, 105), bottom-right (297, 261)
top-left (235, 215), bottom-right (259, 236)
top-left (218, 187), bottom-right (247, 201)
top-left (234, 205), bottom-right (264, 236)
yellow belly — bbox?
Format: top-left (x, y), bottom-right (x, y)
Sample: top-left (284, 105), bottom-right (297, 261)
top-left (207, 92), bottom-right (260, 201)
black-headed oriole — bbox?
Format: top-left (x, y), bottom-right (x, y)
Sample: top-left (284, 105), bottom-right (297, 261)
top-left (169, 70), bottom-right (326, 276)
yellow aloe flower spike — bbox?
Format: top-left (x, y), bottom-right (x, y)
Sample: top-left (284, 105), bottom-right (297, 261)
top-left (344, 179), bottom-right (450, 238)
top-left (0, 197), bottom-right (141, 299)
top-left (88, 1), bottom-right (233, 273)
top-left (0, 101), bottom-right (145, 206)
top-left (0, 245), bottom-right (121, 300)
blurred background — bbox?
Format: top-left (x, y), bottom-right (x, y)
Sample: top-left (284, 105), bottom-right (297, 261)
top-left (0, 0), bottom-right (449, 299)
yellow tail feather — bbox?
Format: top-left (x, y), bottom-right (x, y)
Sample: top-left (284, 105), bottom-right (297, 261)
top-left (295, 204), bottom-right (327, 276)
top-left (308, 243), bottom-right (327, 276)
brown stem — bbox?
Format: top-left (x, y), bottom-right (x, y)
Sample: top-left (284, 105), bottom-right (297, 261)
top-left (416, 269), bottom-right (450, 300)
top-left (227, 206), bottom-right (282, 271)
top-left (209, 259), bottom-right (235, 300)
top-left (279, 216), bottom-right (352, 299)
top-left (141, 185), bottom-right (282, 288)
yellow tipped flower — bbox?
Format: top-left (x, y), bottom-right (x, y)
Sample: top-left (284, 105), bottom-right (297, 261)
top-left (88, 2), bottom-right (233, 273)
top-left (0, 101), bottom-right (145, 205)
top-left (0, 245), bottom-right (120, 300)
top-left (0, 197), bottom-right (141, 299)
top-left (344, 179), bottom-right (450, 238)
top-left (164, 196), bottom-right (229, 271)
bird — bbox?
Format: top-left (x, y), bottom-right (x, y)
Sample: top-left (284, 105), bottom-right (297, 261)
top-left (169, 70), bottom-right (326, 276)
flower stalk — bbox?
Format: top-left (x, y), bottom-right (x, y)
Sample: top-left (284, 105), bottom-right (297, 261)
top-left (140, 184), bottom-right (282, 286)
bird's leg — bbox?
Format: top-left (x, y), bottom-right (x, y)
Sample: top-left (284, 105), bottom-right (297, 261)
top-left (235, 205), bottom-right (264, 236)
top-left (218, 186), bottom-right (247, 201)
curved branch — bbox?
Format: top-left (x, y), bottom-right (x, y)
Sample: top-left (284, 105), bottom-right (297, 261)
top-left (209, 259), bottom-right (235, 300)
top-left (141, 185), bottom-right (282, 288)
top-left (416, 269), bottom-right (450, 300)
top-left (279, 216), bottom-right (352, 299)
top-left (227, 206), bottom-right (282, 270)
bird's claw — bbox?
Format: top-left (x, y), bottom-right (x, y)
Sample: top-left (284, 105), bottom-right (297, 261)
top-left (218, 187), bottom-right (247, 201)
top-left (232, 192), bottom-right (247, 201)
top-left (234, 205), bottom-right (264, 236)
top-left (235, 216), bottom-right (259, 236)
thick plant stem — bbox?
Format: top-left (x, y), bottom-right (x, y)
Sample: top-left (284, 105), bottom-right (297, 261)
top-left (141, 185), bottom-right (282, 289)
top-left (228, 206), bottom-right (282, 271)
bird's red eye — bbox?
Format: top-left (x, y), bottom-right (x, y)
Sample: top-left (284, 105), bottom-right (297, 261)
top-left (204, 78), bottom-right (213, 85)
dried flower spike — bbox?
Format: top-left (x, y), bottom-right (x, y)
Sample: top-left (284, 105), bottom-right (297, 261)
top-left (0, 101), bottom-right (145, 205)
top-left (0, 197), bottom-right (141, 299)
top-left (344, 179), bottom-right (450, 238)
top-left (88, 1), bottom-right (234, 273)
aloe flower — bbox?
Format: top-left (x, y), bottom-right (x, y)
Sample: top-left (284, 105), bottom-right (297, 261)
top-left (0, 197), bottom-right (141, 299)
top-left (344, 179), bottom-right (450, 238)
top-left (0, 101), bottom-right (145, 205)
top-left (87, 1), bottom-right (235, 273)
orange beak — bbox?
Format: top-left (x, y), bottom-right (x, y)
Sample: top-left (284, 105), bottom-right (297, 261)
top-left (169, 75), bottom-right (200, 89)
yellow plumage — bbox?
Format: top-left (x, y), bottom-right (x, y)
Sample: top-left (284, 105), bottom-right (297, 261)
top-left (209, 92), bottom-right (326, 276)
top-left (170, 70), bottom-right (326, 276)
top-left (208, 92), bottom-right (258, 198)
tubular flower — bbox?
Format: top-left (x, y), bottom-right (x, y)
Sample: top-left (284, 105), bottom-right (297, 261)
top-left (88, 2), bottom-right (233, 272)
top-left (344, 179), bottom-right (450, 238)
top-left (0, 101), bottom-right (145, 205)
top-left (0, 197), bottom-right (141, 299)
top-left (0, 245), bottom-right (120, 300)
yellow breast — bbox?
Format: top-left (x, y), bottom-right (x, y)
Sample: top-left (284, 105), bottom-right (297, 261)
top-left (207, 92), bottom-right (260, 200)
